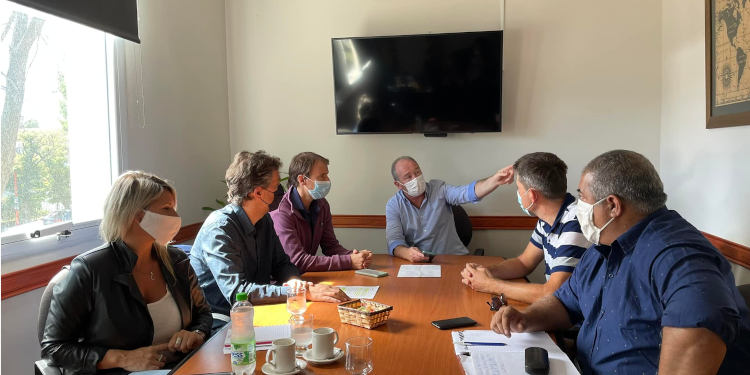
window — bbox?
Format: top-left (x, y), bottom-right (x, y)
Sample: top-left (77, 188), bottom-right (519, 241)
top-left (0, 2), bottom-right (129, 265)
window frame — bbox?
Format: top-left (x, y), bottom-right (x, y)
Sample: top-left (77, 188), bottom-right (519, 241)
top-left (1, 32), bottom-right (138, 271)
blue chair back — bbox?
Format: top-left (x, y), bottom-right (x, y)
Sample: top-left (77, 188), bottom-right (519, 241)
top-left (173, 244), bottom-right (192, 256)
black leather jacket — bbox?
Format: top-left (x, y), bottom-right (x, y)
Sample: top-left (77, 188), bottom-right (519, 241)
top-left (41, 241), bottom-right (213, 374)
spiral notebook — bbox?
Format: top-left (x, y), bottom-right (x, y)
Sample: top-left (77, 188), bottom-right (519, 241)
top-left (451, 330), bottom-right (579, 375)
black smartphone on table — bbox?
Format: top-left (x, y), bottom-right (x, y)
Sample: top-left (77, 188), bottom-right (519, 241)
top-left (421, 250), bottom-right (436, 262)
top-left (431, 316), bottom-right (477, 330)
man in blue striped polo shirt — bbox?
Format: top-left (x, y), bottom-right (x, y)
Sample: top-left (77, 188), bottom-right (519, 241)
top-left (461, 152), bottom-right (591, 304)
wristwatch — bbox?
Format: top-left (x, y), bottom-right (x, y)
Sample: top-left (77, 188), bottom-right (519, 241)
top-left (192, 329), bottom-right (206, 339)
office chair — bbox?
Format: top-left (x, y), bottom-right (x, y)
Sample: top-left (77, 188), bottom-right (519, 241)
top-left (451, 205), bottom-right (484, 256)
top-left (739, 284), bottom-right (750, 308)
top-left (35, 267), bottom-right (69, 375)
top-left (173, 244), bottom-right (192, 256)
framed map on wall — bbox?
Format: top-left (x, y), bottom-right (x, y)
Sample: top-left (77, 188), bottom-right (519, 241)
top-left (706, 0), bottom-right (750, 128)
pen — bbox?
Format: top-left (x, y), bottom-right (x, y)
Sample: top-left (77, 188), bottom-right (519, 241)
top-left (454, 342), bottom-right (507, 346)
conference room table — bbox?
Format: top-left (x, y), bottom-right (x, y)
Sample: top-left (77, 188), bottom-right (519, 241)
top-left (173, 254), bottom-right (530, 374)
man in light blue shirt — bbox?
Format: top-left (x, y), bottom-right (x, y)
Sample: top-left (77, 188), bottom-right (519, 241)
top-left (386, 156), bottom-right (512, 262)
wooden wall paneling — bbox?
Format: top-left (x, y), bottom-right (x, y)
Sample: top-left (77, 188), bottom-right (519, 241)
top-left (5, 219), bottom-right (750, 300)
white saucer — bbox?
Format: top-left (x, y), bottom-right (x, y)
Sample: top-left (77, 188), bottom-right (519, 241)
top-left (261, 358), bottom-right (307, 375)
top-left (302, 347), bottom-right (344, 365)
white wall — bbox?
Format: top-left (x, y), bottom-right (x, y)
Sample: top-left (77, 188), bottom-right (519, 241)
top-left (0, 1), bottom-right (230, 373)
top-left (225, 0), bottom-right (662, 254)
top-left (660, 0), bottom-right (750, 247)
top-left (123, 0), bottom-right (231, 226)
top-left (660, 0), bottom-right (750, 284)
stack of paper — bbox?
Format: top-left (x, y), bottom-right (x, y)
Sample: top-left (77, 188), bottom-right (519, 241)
top-left (451, 330), bottom-right (579, 375)
top-left (397, 265), bottom-right (441, 277)
top-left (223, 324), bottom-right (291, 353)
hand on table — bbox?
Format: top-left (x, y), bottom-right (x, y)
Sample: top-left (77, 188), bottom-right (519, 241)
top-left (284, 278), bottom-right (313, 294)
top-left (308, 283), bottom-right (350, 303)
top-left (490, 306), bottom-right (527, 337)
top-left (168, 329), bottom-right (204, 353)
top-left (398, 247), bottom-right (430, 263)
top-left (460, 263), bottom-right (496, 293)
top-left (350, 249), bottom-right (373, 269)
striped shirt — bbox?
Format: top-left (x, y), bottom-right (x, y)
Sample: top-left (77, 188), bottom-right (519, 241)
top-left (529, 193), bottom-right (591, 280)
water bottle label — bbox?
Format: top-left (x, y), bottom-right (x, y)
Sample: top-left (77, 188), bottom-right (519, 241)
top-left (231, 341), bottom-right (256, 366)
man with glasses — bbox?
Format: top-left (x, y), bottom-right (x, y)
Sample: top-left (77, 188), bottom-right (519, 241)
top-left (461, 152), bottom-right (591, 304)
top-left (490, 150), bottom-right (750, 374)
top-left (271, 152), bottom-right (372, 272)
top-left (190, 151), bottom-right (349, 322)
top-left (386, 156), bottom-right (512, 262)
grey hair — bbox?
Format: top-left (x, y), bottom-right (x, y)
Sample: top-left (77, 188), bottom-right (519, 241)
top-left (583, 150), bottom-right (667, 215)
top-left (391, 156), bottom-right (418, 181)
top-left (100, 171), bottom-right (175, 277)
top-left (512, 152), bottom-right (568, 199)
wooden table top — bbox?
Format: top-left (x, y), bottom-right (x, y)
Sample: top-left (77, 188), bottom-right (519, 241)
top-left (173, 254), bottom-right (527, 374)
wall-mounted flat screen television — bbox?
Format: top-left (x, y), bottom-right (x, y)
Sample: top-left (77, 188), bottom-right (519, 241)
top-left (332, 30), bottom-right (502, 135)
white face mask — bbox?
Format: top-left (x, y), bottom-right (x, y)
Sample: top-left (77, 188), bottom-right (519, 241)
top-left (402, 174), bottom-right (426, 197)
top-left (139, 210), bottom-right (181, 245)
top-left (576, 197), bottom-right (614, 245)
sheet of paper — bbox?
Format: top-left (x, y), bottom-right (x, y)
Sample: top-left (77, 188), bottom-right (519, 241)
top-left (452, 329), bottom-right (510, 354)
top-left (397, 264), bottom-right (441, 277)
top-left (339, 285), bottom-right (379, 299)
top-left (223, 324), bottom-right (291, 353)
top-left (452, 330), bottom-right (580, 375)
top-left (471, 350), bottom-right (579, 375)
top-left (472, 351), bottom-right (525, 375)
top-left (253, 303), bottom-right (292, 326)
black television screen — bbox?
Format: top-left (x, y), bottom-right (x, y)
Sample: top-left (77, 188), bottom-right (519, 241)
top-left (332, 30), bottom-right (502, 135)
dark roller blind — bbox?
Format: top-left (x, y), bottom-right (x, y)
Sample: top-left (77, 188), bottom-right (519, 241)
top-left (9, 0), bottom-right (139, 43)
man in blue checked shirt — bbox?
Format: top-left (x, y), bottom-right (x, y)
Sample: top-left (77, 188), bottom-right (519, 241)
top-left (490, 150), bottom-right (750, 374)
top-left (461, 152), bottom-right (592, 304)
top-left (386, 156), bottom-right (513, 262)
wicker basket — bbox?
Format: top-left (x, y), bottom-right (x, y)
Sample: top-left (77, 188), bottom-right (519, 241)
top-left (337, 299), bottom-right (393, 329)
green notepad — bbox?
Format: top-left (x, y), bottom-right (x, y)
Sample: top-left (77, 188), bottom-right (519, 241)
top-left (355, 269), bottom-right (389, 278)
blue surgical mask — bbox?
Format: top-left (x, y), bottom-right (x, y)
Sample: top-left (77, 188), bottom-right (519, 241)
top-left (305, 176), bottom-right (331, 200)
top-left (516, 190), bottom-right (534, 216)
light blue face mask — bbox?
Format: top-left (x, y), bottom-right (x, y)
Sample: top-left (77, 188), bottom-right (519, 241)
top-left (516, 190), bottom-right (534, 216)
top-left (305, 176), bottom-right (331, 200)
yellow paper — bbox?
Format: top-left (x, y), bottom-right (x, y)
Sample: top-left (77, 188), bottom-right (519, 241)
top-left (253, 302), bottom-right (312, 326)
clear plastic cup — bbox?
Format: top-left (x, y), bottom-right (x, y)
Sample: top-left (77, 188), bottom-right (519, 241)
top-left (289, 313), bottom-right (313, 356)
top-left (345, 336), bottom-right (373, 375)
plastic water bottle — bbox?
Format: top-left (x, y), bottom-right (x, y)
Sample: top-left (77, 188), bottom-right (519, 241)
top-left (230, 292), bottom-right (255, 375)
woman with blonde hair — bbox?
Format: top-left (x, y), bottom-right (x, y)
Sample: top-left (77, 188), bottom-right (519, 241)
top-left (41, 171), bottom-right (212, 374)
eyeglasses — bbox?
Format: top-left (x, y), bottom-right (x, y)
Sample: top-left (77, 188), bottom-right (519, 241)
top-left (487, 294), bottom-right (507, 311)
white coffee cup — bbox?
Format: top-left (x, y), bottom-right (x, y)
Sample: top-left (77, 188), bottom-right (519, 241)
top-left (311, 327), bottom-right (339, 360)
top-left (265, 337), bottom-right (297, 372)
